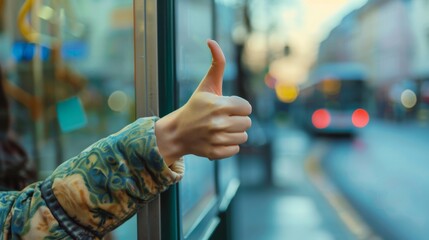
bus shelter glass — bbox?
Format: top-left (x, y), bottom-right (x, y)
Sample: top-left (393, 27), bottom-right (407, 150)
top-left (175, 0), bottom-right (217, 237)
top-left (214, 0), bottom-right (240, 203)
top-left (1, 0), bottom-right (137, 238)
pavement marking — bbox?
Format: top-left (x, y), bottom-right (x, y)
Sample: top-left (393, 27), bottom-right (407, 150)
top-left (304, 141), bottom-right (382, 240)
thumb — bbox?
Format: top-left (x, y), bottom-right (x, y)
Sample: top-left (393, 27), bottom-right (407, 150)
top-left (196, 39), bottom-right (225, 96)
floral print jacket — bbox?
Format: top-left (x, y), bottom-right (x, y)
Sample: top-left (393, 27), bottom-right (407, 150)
top-left (0, 117), bottom-right (184, 240)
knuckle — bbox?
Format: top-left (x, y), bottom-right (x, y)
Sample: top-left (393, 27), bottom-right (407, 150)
top-left (215, 97), bottom-right (229, 110)
top-left (216, 55), bottom-right (226, 67)
top-left (209, 116), bottom-right (227, 130)
top-left (208, 149), bottom-right (220, 160)
top-left (199, 93), bottom-right (218, 108)
top-left (205, 96), bottom-right (217, 109)
top-left (212, 133), bottom-right (223, 144)
top-left (208, 118), bottom-right (218, 131)
top-left (208, 118), bottom-right (217, 131)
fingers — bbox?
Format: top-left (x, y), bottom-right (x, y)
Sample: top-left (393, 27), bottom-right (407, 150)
top-left (223, 96), bottom-right (252, 116)
top-left (224, 116), bottom-right (252, 132)
top-left (211, 132), bottom-right (248, 145)
top-left (208, 145), bottom-right (240, 160)
top-left (210, 115), bottom-right (251, 132)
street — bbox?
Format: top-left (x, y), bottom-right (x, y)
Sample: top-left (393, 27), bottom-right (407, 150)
top-left (234, 119), bottom-right (429, 240)
top-left (321, 120), bottom-right (429, 240)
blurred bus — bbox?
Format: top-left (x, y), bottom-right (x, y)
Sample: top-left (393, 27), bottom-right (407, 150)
top-left (293, 63), bottom-right (370, 135)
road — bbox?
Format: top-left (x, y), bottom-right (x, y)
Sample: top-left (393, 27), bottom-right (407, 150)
top-left (234, 122), bottom-right (357, 240)
top-left (234, 118), bottom-right (429, 240)
top-left (321, 120), bottom-right (429, 240)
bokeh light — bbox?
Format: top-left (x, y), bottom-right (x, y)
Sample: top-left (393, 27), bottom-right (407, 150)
top-left (312, 109), bottom-right (331, 129)
top-left (321, 79), bottom-right (341, 95)
top-left (352, 108), bottom-right (370, 128)
top-left (275, 84), bottom-right (299, 103)
top-left (108, 91), bottom-right (129, 112)
top-left (401, 89), bottom-right (417, 109)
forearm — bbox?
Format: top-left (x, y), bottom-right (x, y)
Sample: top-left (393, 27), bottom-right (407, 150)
top-left (44, 117), bottom-right (184, 237)
top-left (0, 117), bottom-right (184, 239)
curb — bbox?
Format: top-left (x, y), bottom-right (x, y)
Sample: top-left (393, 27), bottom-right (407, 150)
top-left (304, 141), bottom-right (381, 240)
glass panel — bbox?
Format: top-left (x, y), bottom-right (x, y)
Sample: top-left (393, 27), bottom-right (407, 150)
top-left (1, 0), bottom-right (136, 238)
top-left (214, 0), bottom-right (240, 202)
top-left (175, 0), bottom-right (217, 236)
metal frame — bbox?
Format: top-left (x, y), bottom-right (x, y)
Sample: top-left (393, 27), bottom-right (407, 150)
top-left (133, 0), bottom-right (161, 239)
top-left (157, 1), bottom-right (181, 239)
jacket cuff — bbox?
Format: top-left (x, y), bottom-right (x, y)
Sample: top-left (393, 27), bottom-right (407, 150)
top-left (130, 117), bottom-right (184, 194)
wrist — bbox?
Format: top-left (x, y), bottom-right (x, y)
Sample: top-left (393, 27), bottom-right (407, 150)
top-left (155, 110), bottom-right (184, 166)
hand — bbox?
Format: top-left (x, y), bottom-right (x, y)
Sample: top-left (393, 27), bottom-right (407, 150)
top-left (156, 39), bottom-right (252, 166)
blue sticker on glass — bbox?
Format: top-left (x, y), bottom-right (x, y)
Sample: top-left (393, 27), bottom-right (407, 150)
top-left (56, 96), bottom-right (87, 133)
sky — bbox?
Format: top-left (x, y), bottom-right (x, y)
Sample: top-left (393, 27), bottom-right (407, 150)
top-left (250, 0), bottom-right (368, 42)
top-left (249, 0), bottom-right (369, 85)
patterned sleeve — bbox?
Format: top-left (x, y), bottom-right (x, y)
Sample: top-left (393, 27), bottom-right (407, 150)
top-left (0, 117), bottom-right (185, 239)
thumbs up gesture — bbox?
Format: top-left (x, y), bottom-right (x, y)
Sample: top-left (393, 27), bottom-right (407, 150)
top-left (156, 40), bottom-right (252, 166)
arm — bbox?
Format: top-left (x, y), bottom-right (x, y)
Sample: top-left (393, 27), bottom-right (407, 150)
top-left (0, 117), bottom-right (184, 239)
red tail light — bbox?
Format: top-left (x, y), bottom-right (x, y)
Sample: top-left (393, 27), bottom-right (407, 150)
top-left (352, 108), bottom-right (370, 128)
top-left (312, 109), bottom-right (331, 129)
